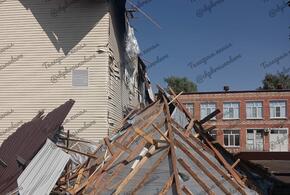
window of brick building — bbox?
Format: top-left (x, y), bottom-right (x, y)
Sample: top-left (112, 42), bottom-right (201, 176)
top-left (200, 103), bottom-right (216, 120)
top-left (246, 129), bottom-right (264, 151)
top-left (223, 102), bottom-right (240, 119)
top-left (224, 130), bottom-right (240, 147)
top-left (185, 103), bottom-right (194, 115)
top-left (246, 102), bottom-right (263, 119)
top-left (270, 101), bottom-right (286, 119)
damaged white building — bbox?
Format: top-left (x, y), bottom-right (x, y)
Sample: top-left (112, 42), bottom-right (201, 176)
top-left (0, 0), bottom-right (153, 143)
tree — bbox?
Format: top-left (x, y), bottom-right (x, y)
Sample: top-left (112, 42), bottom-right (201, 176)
top-left (258, 72), bottom-right (290, 90)
top-left (164, 76), bottom-right (197, 94)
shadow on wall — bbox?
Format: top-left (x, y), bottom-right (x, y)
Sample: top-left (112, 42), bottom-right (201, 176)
top-left (18, 0), bottom-right (107, 55)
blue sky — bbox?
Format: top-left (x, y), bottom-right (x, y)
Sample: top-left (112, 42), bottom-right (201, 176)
top-left (129, 0), bottom-right (290, 92)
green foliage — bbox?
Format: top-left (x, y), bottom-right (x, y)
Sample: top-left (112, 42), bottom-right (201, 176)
top-left (164, 76), bottom-right (197, 94)
top-left (259, 72), bottom-right (290, 90)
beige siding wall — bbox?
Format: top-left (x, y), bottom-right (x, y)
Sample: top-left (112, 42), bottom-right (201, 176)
top-left (108, 14), bottom-right (123, 133)
top-left (107, 3), bottom-right (141, 134)
top-left (0, 0), bottom-right (110, 144)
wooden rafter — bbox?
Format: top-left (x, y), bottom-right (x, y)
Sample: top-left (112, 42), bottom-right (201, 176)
top-left (131, 148), bottom-right (170, 194)
top-left (178, 158), bottom-right (214, 195)
top-left (175, 139), bottom-right (231, 195)
top-left (162, 95), bottom-right (182, 195)
top-left (173, 127), bottom-right (246, 195)
top-left (159, 174), bottom-right (174, 195)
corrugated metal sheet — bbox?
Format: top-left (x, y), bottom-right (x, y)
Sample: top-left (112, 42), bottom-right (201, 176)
top-left (17, 139), bottom-right (70, 195)
top-left (0, 100), bottom-right (74, 194)
top-left (0, 0), bottom-right (110, 143)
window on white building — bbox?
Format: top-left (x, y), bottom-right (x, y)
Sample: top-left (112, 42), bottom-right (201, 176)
top-left (246, 102), bottom-right (263, 119)
top-left (223, 102), bottom-right (240, 119)
top-left (200, 103), bottom-right (216, 120)
top-left (224, 130), bottom-right (240, 147)
top-left (270, 101), bottom-right (286, 119)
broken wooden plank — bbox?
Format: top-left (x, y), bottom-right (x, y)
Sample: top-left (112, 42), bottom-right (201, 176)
top-left (231, 159), bottom-right (240, 169)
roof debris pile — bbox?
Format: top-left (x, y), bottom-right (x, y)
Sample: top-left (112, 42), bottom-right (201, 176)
top-left (1, 86), bottom-right (285, 195)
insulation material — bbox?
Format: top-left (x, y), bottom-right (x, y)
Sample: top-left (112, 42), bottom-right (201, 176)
top-left (125, 26), bottom-right (140, 61)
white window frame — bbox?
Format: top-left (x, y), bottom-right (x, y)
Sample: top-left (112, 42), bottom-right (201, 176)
top-left (269, 128), bottom-right (288, 152)
top-left (270, 100), bottom-right (287, 119)
top-left (223, 102), bottom-right (240, 120)
top-left (200, 103), bottom-right (216, 120)
top-left (223, 129), bottom-right (240, 147)
top-left (246, 129), bottom-right (264, 151)
top-left (246, 101), bottom-right (263, 119)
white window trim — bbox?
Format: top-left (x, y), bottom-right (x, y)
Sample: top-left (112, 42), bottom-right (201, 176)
top-left (246, 128), bottom-right (264, 151)
top-left (200, 102), bottom-right (216, 120)
top-left (269, 100), bottom-right (287, 119)
top-left (246, 101), bottom-right (263, 120)
top-left (223, 129), bottom-right (240, 148)
top-left (223, 102), bottom-right (240, 120)
top-left (269, 128), bottom-right (289, 152)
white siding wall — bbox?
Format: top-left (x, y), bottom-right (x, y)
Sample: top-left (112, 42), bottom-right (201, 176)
top-left (0, 0), bottom-right (110, 143)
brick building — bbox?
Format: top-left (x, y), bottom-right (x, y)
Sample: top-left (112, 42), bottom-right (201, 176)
top-left (179, 89), bottom-right (290, 153)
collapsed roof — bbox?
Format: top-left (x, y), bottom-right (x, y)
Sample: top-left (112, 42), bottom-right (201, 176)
top-left (1, 87), bottom-right (287, 194)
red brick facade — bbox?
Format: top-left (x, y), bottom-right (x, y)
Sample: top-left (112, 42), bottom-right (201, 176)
top-left (180, 90), bottom-right (290, 153)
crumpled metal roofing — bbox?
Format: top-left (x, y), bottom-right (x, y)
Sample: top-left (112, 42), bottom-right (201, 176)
top-left (17, 139), bottom-right (70, 195)
top-left (0, 100), bottom-right (74, 194)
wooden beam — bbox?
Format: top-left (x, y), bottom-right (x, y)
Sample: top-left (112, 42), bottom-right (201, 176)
top-left (173, 126), bottom-right (246, 195)
top-left (104, 137), bottom-right (114, 156)
top-left (85, 110), bottom-right (165, 194)
top-left (158, 174), bottom-right (174, 195)
top-left (131, 148), bottom-right (170, 194)
top-left (178, 158), bottom-right (214, 195)
top-left (59, 137), bottom-right (93, 144)
top-left (182, 186), bottom-right (193, 195)
top-left (231, 159), bottom-right (240, 169)
top-left (152, 123), bottom-right (171, 143)
top-left (168, 87), bottom-right (192, 120)
top-left (175, 139), bottom-right (231, 195)
top-left (168, 91), bottom-right (183, 105)
top-left (113, 147), bottom-right (169, 195)
top-left (163, 95), bottom-right (182, 195)
top-left (134, 127), bottom-right (154, 145)
top-left (199, 109), bottom-right (220, 124)
top-left (193, 123), bottom-right (246, 187)
top-left (112, 141), bottom-right (132, 153)
top-left (56, 145), bottom-right (99, 159)
top-left (69, 167), bottom-right (85, 193)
